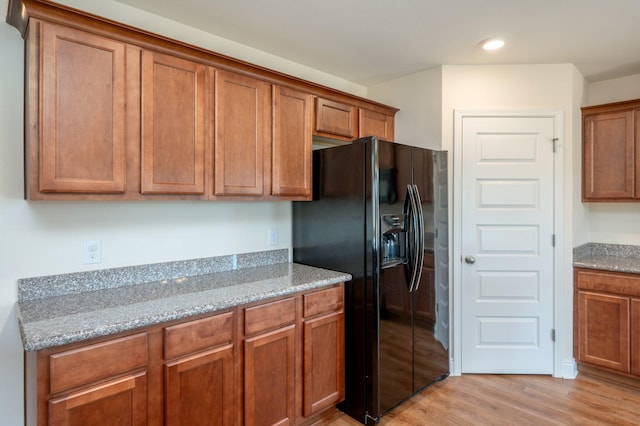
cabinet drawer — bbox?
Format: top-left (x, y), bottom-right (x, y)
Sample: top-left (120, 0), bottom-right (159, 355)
top-left (304, 285), bottom-right (344, 318)
top-left (164, 311), bottom-right (234, 359)
top-left (49, 332), bottom-right (148, 394)
top-left (576, 268), bottom-right (640, 297)
top-left (244, 297), bottom-right (296, 336)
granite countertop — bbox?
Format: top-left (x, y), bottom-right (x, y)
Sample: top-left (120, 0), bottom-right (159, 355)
top-left (573, 242), bottom-right (640, 274)
top-left (16, 250), bottom-right (351, 351)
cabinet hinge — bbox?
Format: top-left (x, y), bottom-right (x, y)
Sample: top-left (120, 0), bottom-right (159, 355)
top-left (552, 138), bottom-right (559, 153)
top-left (552, 234), bottom-right (556, 247)
top-left (551, 329), bottom-right (556, 342)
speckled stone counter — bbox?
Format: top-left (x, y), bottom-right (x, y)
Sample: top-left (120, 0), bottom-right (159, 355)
top-left (16, 250), bottom-right (351, 351)
top-left (573, 242), bottom-right (640, 274)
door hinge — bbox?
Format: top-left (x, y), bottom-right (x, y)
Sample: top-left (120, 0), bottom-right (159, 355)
top-left (552, 138), bottom-right (559, 153)
top-left (552, 234), bottom-right (556, 247)
top-left (551, 329), bottom-right (556, 342)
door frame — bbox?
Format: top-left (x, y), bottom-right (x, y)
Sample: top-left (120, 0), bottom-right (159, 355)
top-left (451, 110), bottom-right (565, 377)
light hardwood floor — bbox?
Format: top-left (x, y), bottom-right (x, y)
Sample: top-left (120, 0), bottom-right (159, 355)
top-left (319, 374), bottom-right (640, 425)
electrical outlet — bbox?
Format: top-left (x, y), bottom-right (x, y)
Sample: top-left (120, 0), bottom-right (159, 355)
top-left (83, 240), bottom-right (102, 264)
top-left (268, 228), bottom-right (279, 246)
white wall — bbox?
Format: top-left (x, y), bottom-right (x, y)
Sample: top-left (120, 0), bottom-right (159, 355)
top-left (584, 73), bottom-right (640, 245)
top-left (0, 1), bottom-right (367, 423)
top-left (368, 66), bottom-right (443, 149)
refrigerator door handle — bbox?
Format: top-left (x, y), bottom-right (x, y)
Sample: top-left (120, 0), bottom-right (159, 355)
top-left (411, 184), bottom-right (425, 291)
top-left (406, 184), bottom-right (421, 292)
top-left (403, 184), bottom-right (416, 290)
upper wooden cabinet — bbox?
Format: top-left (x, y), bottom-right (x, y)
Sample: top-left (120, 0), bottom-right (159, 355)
top-left (11, 0), bottom-right (397, 201)
top-left (214, 69), bottom-right (272, 198)
top-left (314, 97), bottom-right (397, 143)
top-left (360, 108), bottom-right (395, 141)
top-left (314, 98), bottom-right (358, 141)
top-left (273, 86), bottom-right (313, 199)
top-left (141, 50), bottom-right (207, 195)
top-left (582, 99), bottom-right (640, 201)
top-left (29, 21), bottom-right (129, 196)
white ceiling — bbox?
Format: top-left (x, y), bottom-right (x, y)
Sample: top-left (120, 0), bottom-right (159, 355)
top-left (113, 1), bottom-right (640, 86)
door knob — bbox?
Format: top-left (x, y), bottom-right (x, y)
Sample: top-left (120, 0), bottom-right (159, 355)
top-left (464, 255), bottom-right (476, 264)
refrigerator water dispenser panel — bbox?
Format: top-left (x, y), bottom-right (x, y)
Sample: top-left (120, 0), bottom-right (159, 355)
top-left (381, 214), bottom-right (406, 267)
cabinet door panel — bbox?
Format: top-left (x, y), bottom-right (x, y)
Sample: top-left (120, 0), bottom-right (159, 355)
top-left (214, 70), bottom-right (271, 196)
top-left (303, 312), bottom-right (344, 417)
top-left (359, 109), bottom-right (394, 141)
top-left (583, 110), bottom-right (634, 200)
top-left (165, 345), bottom-right (235, 426)
top-left (141, 51), bottom-right (206, 194)
top-left (578, 291), bottom-right (630, 372)
top-left (314, 98), bottom-right (357, 140)
top-left (273, 86), bottom-right (312, 198)
top-left (244, 326), bottom-right (295, 426)
top-left (49, 372), bottom-right (147, 426)
top-left (40, 22), bottom-right (126, 193)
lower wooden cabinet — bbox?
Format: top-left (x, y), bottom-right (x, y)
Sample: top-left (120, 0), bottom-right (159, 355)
top-left (28, 284), bottom-right (345, 426)
top-left (48, 372), bottom-right (148, 426)
top-left (577, 291), bottom-right (630, 372)
top-left (164, 312), bottom-right (236, 426)
top-left (303, 312), bottom-right (344, 417)
top-left (575, 268), bottom-right (640, 383)
top-left (243, 297), bottom-right (297, 426)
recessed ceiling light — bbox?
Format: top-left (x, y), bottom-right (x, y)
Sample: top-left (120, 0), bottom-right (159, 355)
top-left (482, 38), bottom-right (505, 51)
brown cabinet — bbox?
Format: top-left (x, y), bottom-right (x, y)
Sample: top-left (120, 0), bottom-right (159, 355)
top-left (164, 312), bottom-right (236, 426)
top-left (273, 86), bottom-right (313, 199)
top-left (141, 50), bottom-right (207, 195)
top-left (314, 98), bottom-right (358, 141)
top-left (243, 297), bottom-right (296, 426)
top-left (302, 286), bottom-right (345, 418)
top-left (359, 108), bottom-right (395, 141)
top-left (27, 21), bottom-right (130, 197)
top-left (214, 69), bottom-right (272, 198)
top-left (577, 291), bottom-right (630, 372)
top-left (314, 97), bottom-right (397, 142)
top-left (42, 333), bottom-right (148, 426)
top-left (582, 99), bottom-right (640, 201)
top-left (29, 285), bottom-right (345, 425)
top-left (574, 268), bottom-right (640, 382)
top-left (14, 2), bottom-right (397, 201)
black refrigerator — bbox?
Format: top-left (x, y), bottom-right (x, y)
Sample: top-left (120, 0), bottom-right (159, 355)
top-left (293, 136), bottom-right (450, 424)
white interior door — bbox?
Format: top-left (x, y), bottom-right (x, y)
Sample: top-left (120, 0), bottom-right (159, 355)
top-left (460, 115), bottom-right (555, 374)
